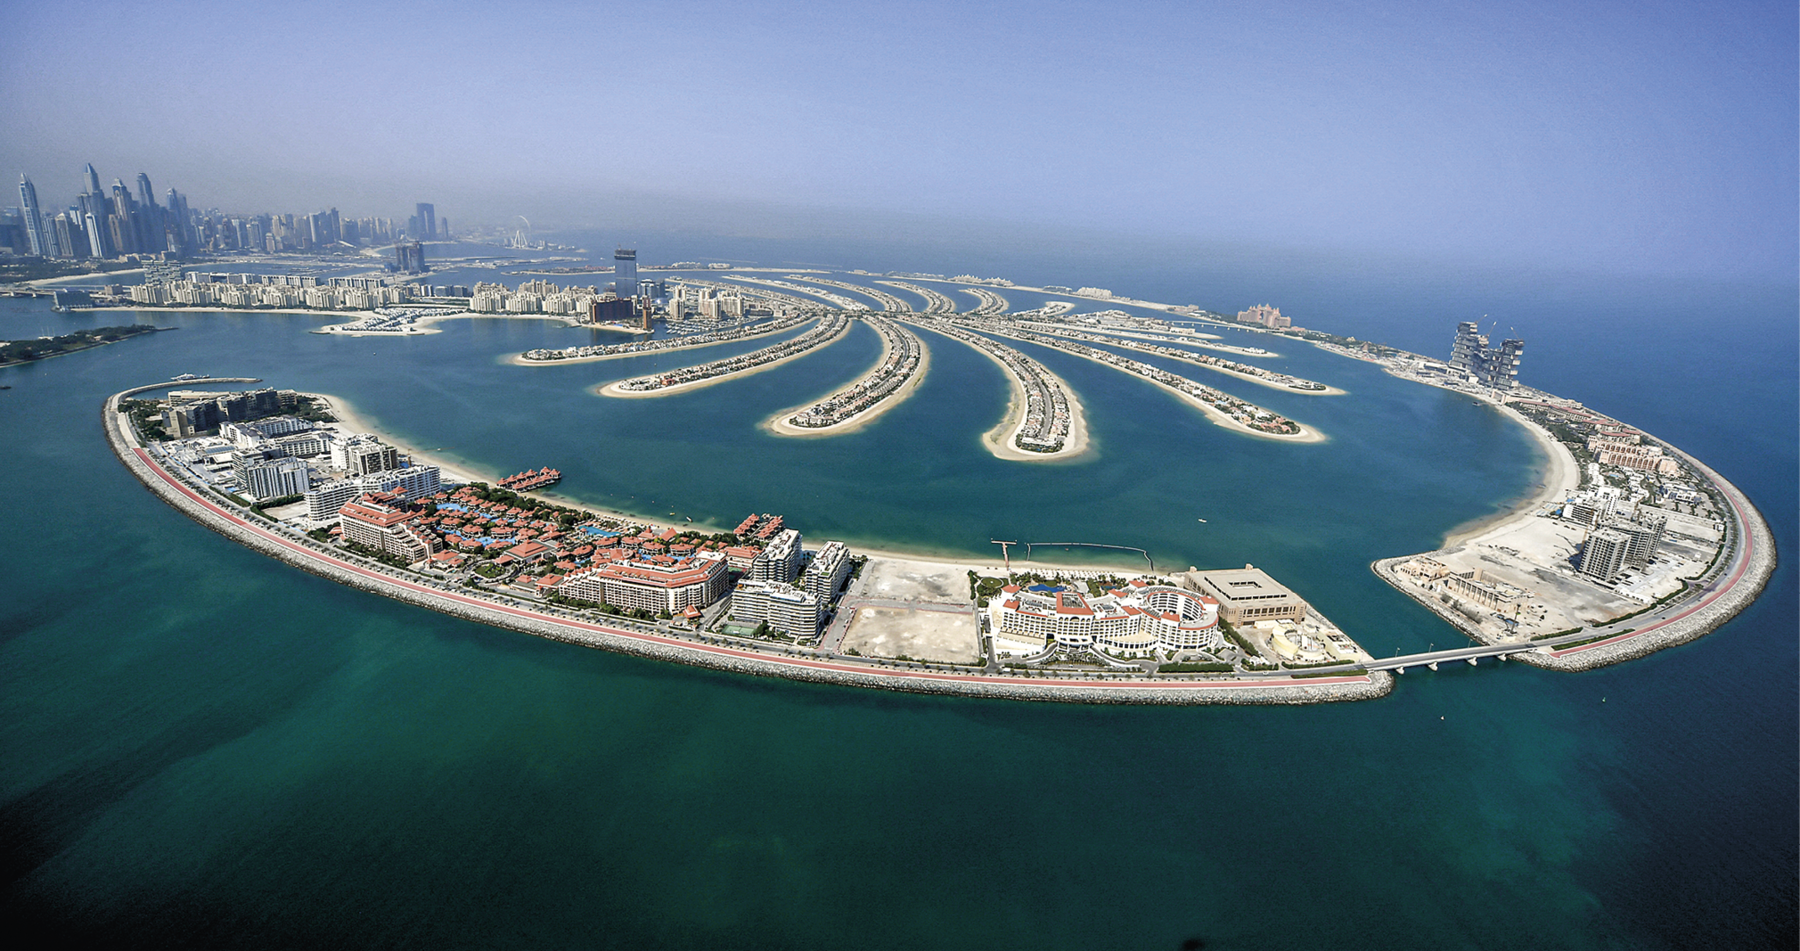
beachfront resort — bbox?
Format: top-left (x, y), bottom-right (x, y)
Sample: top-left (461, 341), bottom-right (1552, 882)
top-left (74, 251), bottom-right (1773, 701)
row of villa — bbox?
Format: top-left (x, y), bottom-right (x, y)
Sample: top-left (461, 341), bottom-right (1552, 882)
top-left (984, 325), bottom-right (1304, 436)
top-left (918, 318), bottom-right (1073, 452)
top-left (613, 314), bottom-right (849, 392)
top-left (784, 316), bottom-right (923, 428)
top-left (1012, 323), bottom-right (1328, 391)
top-left (521, 312), bottom-right (811, 362)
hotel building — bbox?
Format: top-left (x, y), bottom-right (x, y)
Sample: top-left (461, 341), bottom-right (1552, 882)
top-left (339, 493), bottom-right (443, 564)
top-left (987, 582), bottom-right (1223, 658)
top-left (555, 551), bottom-right (729, 616)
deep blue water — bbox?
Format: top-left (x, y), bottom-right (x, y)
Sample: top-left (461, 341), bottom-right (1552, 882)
top-left (1, 238), bottom-right (1793, 950)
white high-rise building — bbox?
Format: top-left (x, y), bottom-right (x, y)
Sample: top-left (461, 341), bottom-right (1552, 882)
top-left (239, 456), bottom-right (311, 501)
top-left (750, 529), bottom-right (804, 583)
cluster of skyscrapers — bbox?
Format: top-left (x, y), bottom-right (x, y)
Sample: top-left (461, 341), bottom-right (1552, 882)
top-left (15, 165), bottom-right (195, 260)
top-left (6, 163), bottom-right (444, 261)
top-left (1449, 321), bottom-right (1525, 390)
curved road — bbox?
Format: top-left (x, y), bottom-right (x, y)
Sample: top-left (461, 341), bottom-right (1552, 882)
top-left (108, 388), bottom-right (1379, 703)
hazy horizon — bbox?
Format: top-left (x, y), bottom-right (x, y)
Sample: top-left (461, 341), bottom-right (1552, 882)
top-left (5, 1), bottom-right (1794, 284)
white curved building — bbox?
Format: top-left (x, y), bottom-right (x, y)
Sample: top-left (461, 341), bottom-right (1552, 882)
top-left (987, 581), bottom-right (1222, 658)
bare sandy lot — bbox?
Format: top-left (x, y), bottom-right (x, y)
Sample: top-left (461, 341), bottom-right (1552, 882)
top-left (841, 607), bottom-right (980, 664)
top-left (857, 557), bottom-right (974, 605)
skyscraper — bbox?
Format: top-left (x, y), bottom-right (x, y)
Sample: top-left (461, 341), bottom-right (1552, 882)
top-left (166, 188), bottom-right (192, 253)
top-left (414, 203), bottom-right (436, 240)
top-left (84, 210), bottom-right (112, 259)
top-left (109, 179), bottom-right (139, 255)
top-left (395, 240), bottom-right (427, 274)
top-left (1579, 528), bottom-right (1630, 584)
top-left (614, 248), bottom-right (638, 299)
top-left (83, 163), bottom-right (103, 198)
top-left (18, 175), bottom-right (47, 257)
top-left (1448, 321), bottom-right (1524, 390)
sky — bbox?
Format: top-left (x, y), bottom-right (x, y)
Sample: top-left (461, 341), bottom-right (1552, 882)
top-left (4, 0), bottom-right (1795, 282)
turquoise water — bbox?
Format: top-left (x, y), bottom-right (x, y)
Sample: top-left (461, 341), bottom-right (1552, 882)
top-left (1, 251), bottom-right (1793, 948)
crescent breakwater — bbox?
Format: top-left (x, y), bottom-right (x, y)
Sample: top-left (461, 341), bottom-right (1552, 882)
top-left (102, 383), bottom-right (1389, 706)
top-left (1372, 437), bottom-right (1775, 673)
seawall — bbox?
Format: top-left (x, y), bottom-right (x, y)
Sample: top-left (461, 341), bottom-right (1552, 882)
top-left (104, 384), bottom-right (1389, 706)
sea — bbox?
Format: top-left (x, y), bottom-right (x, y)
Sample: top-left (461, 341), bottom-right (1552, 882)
top-left (1, 232), bottom-right (1794, 949)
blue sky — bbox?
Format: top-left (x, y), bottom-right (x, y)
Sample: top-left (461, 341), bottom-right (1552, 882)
top-left (4, 0), bottom-right (1794, 281)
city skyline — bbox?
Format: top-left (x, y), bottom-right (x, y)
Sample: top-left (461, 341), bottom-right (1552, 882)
top-left (11, 159), bottom-right (442, 259)
top-left (2, 1), bottom-right (1792, 285)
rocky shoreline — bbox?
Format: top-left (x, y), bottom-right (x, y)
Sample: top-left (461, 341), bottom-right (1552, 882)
top-left (104, 384), bottom-right (1389, 706)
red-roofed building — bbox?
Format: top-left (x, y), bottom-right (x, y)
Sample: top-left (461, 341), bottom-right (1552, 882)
top-left (501, 540), bottom-right (551, 564)
top-left (554, 551), bottom-right (729, 616)
top-left (339, 494), bottom-right (442, 564)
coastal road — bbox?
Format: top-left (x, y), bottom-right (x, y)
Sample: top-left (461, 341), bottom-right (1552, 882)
top-left (117, 417), bottom-right (1377, 700)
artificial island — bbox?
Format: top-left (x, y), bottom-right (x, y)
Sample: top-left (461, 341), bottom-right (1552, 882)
top-left (90, 266), bottom-right (1774, 704)
top-left (13, 164), bottom-right (1765, 700)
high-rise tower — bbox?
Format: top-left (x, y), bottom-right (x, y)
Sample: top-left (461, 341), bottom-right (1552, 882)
top-left (18, 176), bottom-right (47, 257)
top-left (414, 203), bottom-right (436, 240)
top-left (83, 163), bottom-right (103, 197)
top-left (614, 248), bottom-right (638, 299)
top-left (1448, 321), bottom-right (1524, 391)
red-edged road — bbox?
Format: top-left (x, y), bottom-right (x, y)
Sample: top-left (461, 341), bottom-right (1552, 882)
top-left (131, 447), bottom-right (1373, 695)
top-left (1552, 466), bottom-right (1760, 658)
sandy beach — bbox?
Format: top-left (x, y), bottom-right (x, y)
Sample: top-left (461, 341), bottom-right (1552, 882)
top-left (597, 318), bottom-right (852, 399)
top-left (765, 325), bottom-right (931, 437)
top-left (309, 392), bottom-right (490, 486)
top-left (1440, 400), bottom-right (1581, 547)
top-left (952, 340), bottom-right (1092, 463)
top-left (301, 388), bottom-right (1145, 576)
